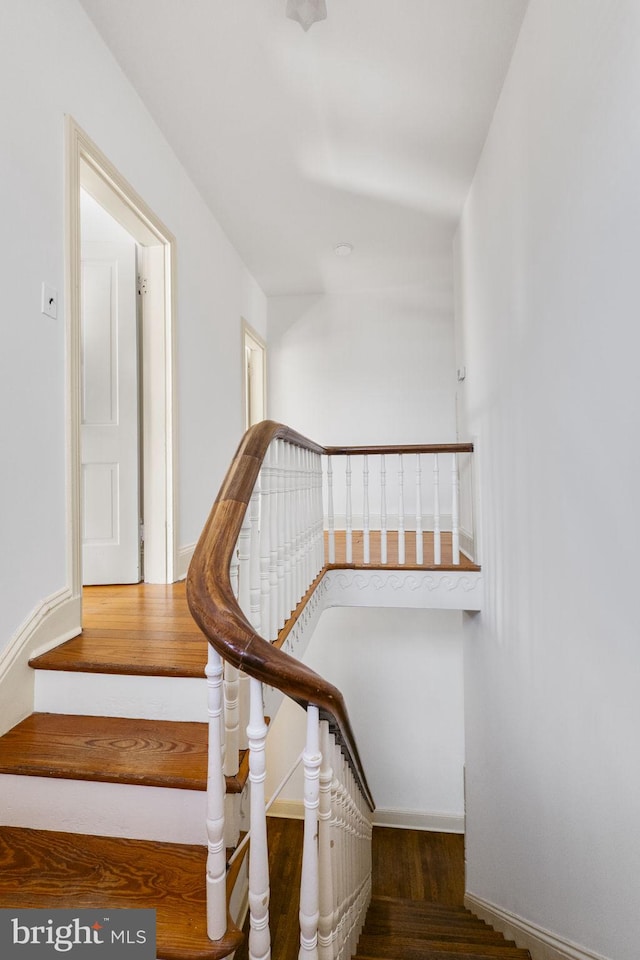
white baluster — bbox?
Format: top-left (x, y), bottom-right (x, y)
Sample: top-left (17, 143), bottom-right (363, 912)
top-left (380, 454), bottom-right (387, 564)
top-left (269, 445), bottom-right (279, 640)
top-left (304, 448), bottom-right (312, 592)
top-left (284, 442), bottom-right (293, 617)
top-left (397, 454), bottom-right (405, 565)
top-left (204, 646), bottom-right (227, 940)
top-left (363, 455), bottom-right (370, 564)
top-left (238, 506), bottom-right (251, 619)
top-left (451, 452), bottom-right (460, 565)
top-left (299, 705), bottom-right (321, 960)
top-left (295, 446), bottom-right (304, 604)
top-left (433, 453), bottom-right (441, 566)
top-left (249, 488), bottom-right (261, 633)
top-left (247, 678), bottom-right (271, 960)
top-left (276, 440), bottom-right (286, 628)
top-left (327, 457), bottom-right (335, 564)
top-left (318, 721), bottom-right (335, 960)
top-left (259, 456), bottom-right (271, 639)
top-left (330, 740), bottom-right (341, 958)
top-left (345, 456), bottom-right (352, 564)
top-left (314, 452), bottom-right (324, 575)
top-left (223, 660), bottom-right (240, 846)
top-left (415, 454), bottom-right (423, 565)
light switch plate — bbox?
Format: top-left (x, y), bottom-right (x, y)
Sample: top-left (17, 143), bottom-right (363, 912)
top-left (42, 283), bottom-right (58, 320)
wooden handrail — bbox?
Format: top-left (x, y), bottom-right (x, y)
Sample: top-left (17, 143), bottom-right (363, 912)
top-left (186, 421), bottom-right (375, 811)
top-left (324, 442), bottom-right (474, 455)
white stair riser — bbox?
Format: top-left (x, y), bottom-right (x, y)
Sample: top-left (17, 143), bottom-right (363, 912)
top-left (34, 671), bottom-right (208, 721)
top-left (0, 773), bottom-right (207, 844)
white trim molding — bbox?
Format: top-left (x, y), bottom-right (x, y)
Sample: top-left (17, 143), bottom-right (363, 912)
top-left (324, 569), bottom-right (484, 611)
top-left (465, 893), bottom-right (611, 960)
top-left (268, 800), bottom-right (464, 834)
top-left (374, 808), bottom-right (464, 833)
top-left (0, 588), bottom-right (81, 736)
top-left (176, 542), bottom-right (197, 580)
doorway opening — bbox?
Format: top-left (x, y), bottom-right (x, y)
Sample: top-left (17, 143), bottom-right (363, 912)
top-left (242, 320), bottom-right (267, 430)
top-left (66, 117), bottom-right (177, 602)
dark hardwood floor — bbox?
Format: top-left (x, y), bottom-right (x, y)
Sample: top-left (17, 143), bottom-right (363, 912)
top-left (232, 820), bottom-right (466, 960)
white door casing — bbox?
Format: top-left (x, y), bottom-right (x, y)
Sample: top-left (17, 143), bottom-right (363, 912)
top-left (81, 239), bottom-right (141, 584)
top-left (66, 117), bottom-right (176, 600)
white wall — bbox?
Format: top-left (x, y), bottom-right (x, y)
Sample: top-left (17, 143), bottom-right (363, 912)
top-left (266, 606), bottom-right (465, 829)
top-left (0, 0), bottom-right (265, 655)
top-left (455, 2), bottom-right (640, 958)
top-left (268, 284), bottom-right (456, 445)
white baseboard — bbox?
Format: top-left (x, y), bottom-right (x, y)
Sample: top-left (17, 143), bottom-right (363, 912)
top-left (374, 808), bottom-right (464, 833)
top-left (267, 799), bottom-right (305, 820)
top-left (0, 588), bottom-right (81, 735)
top-left (267, 799), bottom-right (464, 834)
top-left (176, 542), bottom-right (196, 580)
top-left (459, 525), bottom-right (475, 562)
top-left (465, 893), bottom-right (611, 960)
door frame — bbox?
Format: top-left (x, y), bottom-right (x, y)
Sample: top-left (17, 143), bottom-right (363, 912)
top-left (65, 116), bottom-right (177, 595)
top-left (242, 319), bottom-right (267, 430)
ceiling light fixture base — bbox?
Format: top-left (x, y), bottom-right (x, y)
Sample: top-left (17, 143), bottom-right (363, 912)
top-left (286, 0), bottom-right (327, 32)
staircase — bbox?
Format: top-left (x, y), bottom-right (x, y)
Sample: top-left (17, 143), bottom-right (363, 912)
top-left (0, 584), bottom-right (245, 960)
top-left (354, 898), bottom-right (530, 959)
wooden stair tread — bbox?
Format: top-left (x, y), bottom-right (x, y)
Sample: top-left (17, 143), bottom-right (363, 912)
top-left (356, 937), bottom-right (529, 957)
top-left (356, 894), bottom-right (530, 960)
top-left (29, 630), bottom-right (208, 678)
top-left (362, 921), bottom-right (515, 942)
top-left (0, 826), bottom-right (241, 960)
top-left (0, 713), bottom-right (247, 793)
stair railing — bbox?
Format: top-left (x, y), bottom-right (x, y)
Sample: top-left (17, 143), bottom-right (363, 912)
top-left (187, 422), bottom-right (374, 960)
top-left (187, 422), bottom-right (475, 958)
top-left (323, 442), bottom-right (475, 566)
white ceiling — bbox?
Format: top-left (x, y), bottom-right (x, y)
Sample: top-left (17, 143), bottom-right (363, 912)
top-left (78, 0), bottom-right (528, 296)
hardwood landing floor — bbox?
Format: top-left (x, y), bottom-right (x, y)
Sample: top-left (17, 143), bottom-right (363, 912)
top-left (30, 582), bottom-right (208, 677)
top-left (232, 820), bottom-right (465, 960)
top-left (327, 530), bottom-right (479, 570)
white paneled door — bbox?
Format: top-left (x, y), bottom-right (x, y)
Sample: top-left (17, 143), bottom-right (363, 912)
top-left (81, 239), bottom-right (141, 584)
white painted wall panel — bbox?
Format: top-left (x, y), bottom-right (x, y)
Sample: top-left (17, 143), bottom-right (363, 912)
top-left (455, 3), bottom-right (640, 958)
top-left (0, 0), bottom-right (266, 653)
top-left (266, 606), bottom-right (465, 825)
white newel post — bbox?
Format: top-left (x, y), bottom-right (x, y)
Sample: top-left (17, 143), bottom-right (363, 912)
top-left (451, 452), bottom-right (460, 565)
top-left (415, 454), bottom-right (423, 565)
top-left (363, 455), bottom-right (370, 564)
top-left (248, 677), bottom-right (271, 960)
top-left (397, 454), bottom-right (405, 565)
top-left (327, 457), bottom-right (335, 563)
top-left (433, 453), bottom-right (441, 566)
top-left (380, 454), bottom-right (387, 564)
top-left (345, 456), bottom-right (353, 564)
top-left (205, 645), bottom-right (228, 940)
top-left (318, 721), bottom-right (335, 960)
top-left (299, 705), bottom-right (321, 960)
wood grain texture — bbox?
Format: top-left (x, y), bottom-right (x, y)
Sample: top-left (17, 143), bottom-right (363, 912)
top-left (187, 422), bottom-right (375, 812)
top-left (232, 822), bottom-right (530, 960)
top-left (0, 826), bottom-right (243, 960)
top-left (0, 712), bottom-right (248, 793)
top-left (31, 582), bottom-right (208, 677)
